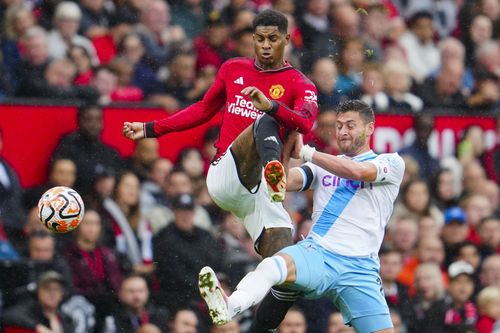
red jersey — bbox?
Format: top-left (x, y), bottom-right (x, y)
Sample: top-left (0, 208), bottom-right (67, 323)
top-left (145, 58), bottom-right (318, 158)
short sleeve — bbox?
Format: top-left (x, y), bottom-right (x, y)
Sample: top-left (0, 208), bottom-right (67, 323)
top-left (367, 153), bottom-right (405, 184)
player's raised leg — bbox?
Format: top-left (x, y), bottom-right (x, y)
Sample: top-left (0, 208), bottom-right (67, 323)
top-left (199, 254), bottom-right (296, 326)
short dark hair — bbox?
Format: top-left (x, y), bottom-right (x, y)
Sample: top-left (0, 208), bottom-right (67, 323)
top-left (29, 229), bottom-right (54, 241)
top-left (77, 104), bottom-right (102, 121)
top-left (335, 100), bottom-right (375, 124)
top-left (253, 9), bottom-right (288, 34)
top-left (408, 10), bottom-right (433, 28)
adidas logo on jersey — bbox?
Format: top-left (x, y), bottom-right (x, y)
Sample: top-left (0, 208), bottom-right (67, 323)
top-left (264, 136), bottom-right (279, 144)
top-left (234, 77), bottom-right (244, 85)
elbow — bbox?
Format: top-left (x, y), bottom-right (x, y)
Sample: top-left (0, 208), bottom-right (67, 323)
top-left (294, 119), bottom-right (314, 134)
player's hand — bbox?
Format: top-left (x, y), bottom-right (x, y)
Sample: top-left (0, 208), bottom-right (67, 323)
top-left (123, 122), bottom-right (145, 140)
top-left (241, 86), bottom-right (273, 112)
top-left (291, 133), bottom-right (304, 159)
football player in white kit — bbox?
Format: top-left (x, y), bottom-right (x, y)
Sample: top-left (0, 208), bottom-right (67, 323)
top-left (199, 100), bottom-right (405, 333)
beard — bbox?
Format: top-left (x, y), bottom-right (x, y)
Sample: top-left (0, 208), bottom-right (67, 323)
top-left (339, 131), bottom-right (367, 156)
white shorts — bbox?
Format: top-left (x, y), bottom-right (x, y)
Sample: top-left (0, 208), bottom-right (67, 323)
top-left (206, 148), bottom-right (293, 242)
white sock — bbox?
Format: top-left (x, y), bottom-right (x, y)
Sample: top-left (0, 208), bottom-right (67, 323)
top-left (227, 256), bottom-right (288, 317)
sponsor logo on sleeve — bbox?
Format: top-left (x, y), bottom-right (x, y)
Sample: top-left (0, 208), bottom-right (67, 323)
top-left (304, 90), bottom-right (318, 105)
top-left (269, 84), bottom-right (285, 99)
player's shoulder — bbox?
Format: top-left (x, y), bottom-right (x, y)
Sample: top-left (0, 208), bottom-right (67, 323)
top-left (375, 152), bottom-right (405, 170)
top-left (222, 57), bottom-right (254, 69)
top-left (287, 66), bottom-right (315, 86)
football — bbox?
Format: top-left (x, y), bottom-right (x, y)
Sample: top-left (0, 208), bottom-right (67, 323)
top-left (38, 186), bottom-right (85, 233)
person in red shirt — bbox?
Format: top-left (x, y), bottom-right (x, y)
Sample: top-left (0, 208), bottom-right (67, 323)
top-left (123, 9), bottom-right (318, 332)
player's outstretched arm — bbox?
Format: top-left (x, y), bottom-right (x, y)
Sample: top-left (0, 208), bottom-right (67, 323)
top-left (300, 145), bottom-right (378, 182)
top-left (286, 168), bottom-right (306, 192)
top-left (122, 122), bottom-right (145, 140)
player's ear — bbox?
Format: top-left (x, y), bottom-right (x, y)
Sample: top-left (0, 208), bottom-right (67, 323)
top-left (367, 122), bottom-right (375, 135)
top-left (285, 33), bottom-right (290, 45)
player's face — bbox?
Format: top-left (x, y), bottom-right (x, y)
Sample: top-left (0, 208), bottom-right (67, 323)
top-left (335, 111), bottom-right (373, 156)
top-left (253, 26), bottom-right (290, 69)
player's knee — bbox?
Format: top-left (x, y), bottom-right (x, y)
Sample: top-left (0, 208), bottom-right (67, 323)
top-left (258, 228), bottom-right (293, 257)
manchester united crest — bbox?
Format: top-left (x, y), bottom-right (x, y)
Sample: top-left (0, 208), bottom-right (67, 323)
top-left (269, 84), bottom-right (285, 99)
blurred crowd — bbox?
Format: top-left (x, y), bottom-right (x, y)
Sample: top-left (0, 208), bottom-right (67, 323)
top-left (0, 0), bottom-right (499, 112)
top-left (0, 0), bottom-right (500, 333)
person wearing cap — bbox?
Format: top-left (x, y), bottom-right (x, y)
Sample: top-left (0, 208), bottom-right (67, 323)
top-left (441, 260), bottom-right (478, 332)
top-left (442, 206), bottom-right (470, 266)
top-left (47, 1), bottom-right (98, 65)
top-left (1, 271), bottom-right (75, 333)
top-left (153, 193), bottom-right (222, 313)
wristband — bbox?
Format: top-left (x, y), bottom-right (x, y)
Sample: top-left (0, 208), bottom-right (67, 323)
top-left (300, 145), bottom-right (316, 162)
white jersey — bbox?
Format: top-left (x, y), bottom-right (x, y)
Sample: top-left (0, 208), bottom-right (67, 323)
top-left (299, 150), bottom-right (404, 257)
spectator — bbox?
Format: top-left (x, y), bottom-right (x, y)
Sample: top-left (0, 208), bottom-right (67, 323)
top-left (135, 0), bottom-right (186, 71)
top-left (153, 193), bottom-right (222, 312)
top-left (393, 179), bottom-right (443, 224)
top-left (117, 32), bottom-right (160, 96)
top-left (150, 52), bottom-right (211, 110)
top-left (418, 215), bottom-right (442, 242)
top-left (383, 60), bottom-right (423, 112)
top-left (54, 104), bottom-right (123, 195)
top-left (140, 158), bottom-right (173, 218)
top-left (431, 168), bottom-right (461, 211)
top-left (136, 324), bottom-right (161, 333)
top-left (455, 242), bottom-right (482, 275)
top-left (389, 308), bottom-right (405, 333)
top-left (107, 274), bottom-right (169, 333)
top-left (48, 2), bottom-right (99, 65)
top-left (462, 160), bottom-right (488, 195)
top-left (296, 0), bottom-right (330, 53)
top-left (478, 216), bottom-right (500, 258)
top-left (476, 286), bottom-right (500, 333)
top-left (79, 0), bottom-right (111, 39)
top-left (397, 237), bottom-right (447, 289)
top-left (28, 230), bottom-right (74, 292)
top-left (90, 65), bottom-right (119, 104)
top-left (465, 15), bottom-right (494, 67)
top-left (230, 27), bottom-right (255, 58)
top-left (193, 15), bottom-right (231, 71)
top-left (418, 60), bottom-right (468, 109)
top-left (433, 37), bottom-right (475, 94)
top-left (406, 262), bottom-right (447, 333)
top-left (278, 307), bottom-right (307, 333)
top-left (379, 246), bottom-right (412, 320)
top-left (168, 309), bottom-right (198, 333)
top-left (23, 158), bottom-right (77, 211)
top-left (442, 207), bottom-right (470, 266)
top-left (399, 113), bottom-right (440, 180)
top-left (0, 128), bottom-right (25, 237)
top-left (230, 8), bottom-right (256, 34)
top-left (461, 193), bottom-right (493, 244)
top-left (357, 62), bottom-right (388, 112)
top-left (442, 260), bottom-right (478, 333)
top-left (16, 57), bottom-right (98, 100)
top-left (310, 58), bottom-right (346, 108)
top-left (1, 4), bottom-right (35, 72)
top-left (1, 271), bottom-right (75, 333)
top-left (64, 209), bottom-right (122, 332)
top-left (124, 138), bottom-right (160, 183)
top-left (361, 4), bottom-right (391, 61)
top-left (68, 45), bottom-right (94, 85)
top-left (457, 125), bottom-right (487, 166)
top-left (467, 71), bottom-right (500, 110)
top-left (145, 169), bottom-right (213, 233)
top-left (475, 41), bottom-right (500, 80)
top-left (13, 26), bottom-right (50, 94)
top-left (398, 11), bottom-right (440, 83)
top-left (388, 215), bottom-right (419, 262)
top-left (335, 38), bottom-right (365, 97)
top-left (171, 0), bottom-right (211, 39)
top-left (102, 171), bottom-right (155, 275)
top-left (303, 108), bottom-right (339, 156)
top-left (107, 57), bottom-right (144, 102)
top-left (479, 254), bottom-right (500, 289)
top-left (175, 148), bottom-right (206, 192)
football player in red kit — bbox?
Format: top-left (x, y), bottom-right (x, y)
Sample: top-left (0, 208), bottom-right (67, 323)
top-left (123, 9), bottom-right (317, 332)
